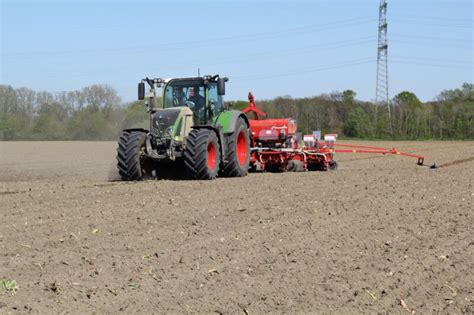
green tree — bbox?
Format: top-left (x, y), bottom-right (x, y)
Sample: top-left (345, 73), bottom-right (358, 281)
top-left (32, 102), bottom-right (68, 140)
top-left (0, 115), bottom-right (22, 140)
top-left (342, 90), bottom-right (356, 104)
top-left (122, 101), bottom-right (148, 129)
top-left (393, 91), bottom-right (422, 138)
top-left (229, 100), bottom-right (249, 111)
top-left (344, 107), bottom-right (371, 138)
top-left (67, 107), bottom-right (116, 140)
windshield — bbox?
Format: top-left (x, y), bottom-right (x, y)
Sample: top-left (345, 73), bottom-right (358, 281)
top-left (207, 82), bottom-right (224, 117)
top-left (164, 80), bottom-right (204, 109)
top-left (163, 79), bottom-right (225, 123)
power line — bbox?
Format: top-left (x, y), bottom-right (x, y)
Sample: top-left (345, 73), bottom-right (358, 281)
top-left (2, 17), bottom-right (376, 58)
top-left (32, 56), bottom-right (472, 82)
top-left (390, 14), bottom-right (472, 23)
top-left (391, 55), bottom-right (472, 65)
top-left (391, 39), bottom-right (472, 49)
top-left (389, 18), bottom-right (472, 29)
top-left (18, 37), bottom-right (378, 80)
top-left (179, 37), bottom-right (377, 68)
top-left (391, 33), bottom-right (473, 43)
top-left (390, 60), bottom-right (472, 69)
top-left (18, 59), bottom-right (375, 95)
top-left (233, 58), bottom-right (375, 81)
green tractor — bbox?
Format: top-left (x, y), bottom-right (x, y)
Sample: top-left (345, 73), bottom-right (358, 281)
top-left (116, 75), bottom-right (250, 180)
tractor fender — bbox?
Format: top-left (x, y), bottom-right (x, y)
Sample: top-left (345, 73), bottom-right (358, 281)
top-left (236, 113), bottom-right (250, 131)
top-left (217, 110), bottom-right (249, 134)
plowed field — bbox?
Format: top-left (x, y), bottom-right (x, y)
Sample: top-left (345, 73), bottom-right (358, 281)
top-left (1, 141), bottom-right (473, 313)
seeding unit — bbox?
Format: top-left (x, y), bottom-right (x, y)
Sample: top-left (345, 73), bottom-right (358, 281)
top-left (243, 92), bottom-right (429, 172)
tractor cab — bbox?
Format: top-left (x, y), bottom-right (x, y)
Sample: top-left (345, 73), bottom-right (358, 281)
top-left (163, 77), bottom-right (225, 125)
top-left (138, 75), bottom-right (228, 125)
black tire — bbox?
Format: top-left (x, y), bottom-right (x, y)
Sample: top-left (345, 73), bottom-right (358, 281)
top-left (287, 160), bottom-right (297, 172)
top-left (222, 117), bottom-right (250, 177)
top-left (117, 131), bottom-right (152, 181)
top-left (287, 160), bottom-right (305, 172)
top-left (184, 129), bottom-right (220, 180)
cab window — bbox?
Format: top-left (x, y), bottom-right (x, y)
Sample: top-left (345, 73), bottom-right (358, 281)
top-left (207, 83), bottom-right (224, 117)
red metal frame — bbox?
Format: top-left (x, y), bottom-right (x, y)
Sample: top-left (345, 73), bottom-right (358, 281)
top-left (242, 92), bottom-right (426, 172)
top-left (243, 92), bottom-right (267, 120)
top-left (332, 144), bottom-right (424, 165)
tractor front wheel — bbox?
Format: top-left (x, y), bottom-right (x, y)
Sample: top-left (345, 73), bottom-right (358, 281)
top-left (184, 129), bottom-right (220, 180)
top-left (117, 131), bottom-right (153, 181)
top-left (222, 117), bottom-right (250, 177)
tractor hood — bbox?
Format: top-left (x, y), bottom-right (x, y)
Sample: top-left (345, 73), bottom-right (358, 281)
top-left (151, 107), bottom-right (193, 142)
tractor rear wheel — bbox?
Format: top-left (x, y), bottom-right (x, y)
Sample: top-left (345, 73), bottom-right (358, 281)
top-left (222, 117), bottom-right (250, 177)
top-left (117, 131), bottom-right (153, 181)
top-left (184, 128), bottom-right (220, 180)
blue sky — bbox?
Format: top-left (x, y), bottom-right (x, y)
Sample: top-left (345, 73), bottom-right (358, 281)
top-left (1, 0), bottom-right (472, 103)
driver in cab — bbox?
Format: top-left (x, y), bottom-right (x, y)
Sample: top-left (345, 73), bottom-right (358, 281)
top-left (188, 87), bottom-right (205, 111)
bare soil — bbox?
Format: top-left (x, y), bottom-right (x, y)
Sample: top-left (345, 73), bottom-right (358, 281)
top-left (0, 141), bottom-right (473, 313)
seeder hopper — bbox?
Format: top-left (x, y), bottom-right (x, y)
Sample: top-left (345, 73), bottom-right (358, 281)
top-left (243, 92), bottom-right (432, 172)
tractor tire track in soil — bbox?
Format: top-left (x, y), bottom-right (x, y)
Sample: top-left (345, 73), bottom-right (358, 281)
top-left (437, 156), bottom-right (474, 168)
top-left (0, 141), bottom-right (473, 313)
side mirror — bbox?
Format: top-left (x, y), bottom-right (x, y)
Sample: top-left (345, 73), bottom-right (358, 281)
top-left (138, 82), bottom-right (145, 100)
top-left (217, 77), bottom-right (226, 95)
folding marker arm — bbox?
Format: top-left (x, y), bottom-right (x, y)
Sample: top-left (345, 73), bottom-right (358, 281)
top-left (331, 144), bottom-right (425, 165)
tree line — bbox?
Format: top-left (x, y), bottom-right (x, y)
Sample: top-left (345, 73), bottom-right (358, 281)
top-left (235, 83), bottom-right (473, 140)
top-left (0, 83), bottom-right (472, 141)
top-left (0, 84), bottom-right (145, 141)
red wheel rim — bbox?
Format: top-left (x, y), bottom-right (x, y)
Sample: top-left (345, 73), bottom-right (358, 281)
top-left (236, 131), bottom-right (248, 166)
top-left (207, 142), bottom-right (216, 169)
